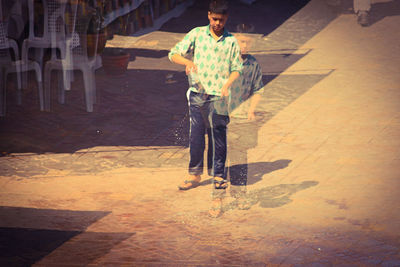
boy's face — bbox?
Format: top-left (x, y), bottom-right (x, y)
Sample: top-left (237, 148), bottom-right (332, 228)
top-left (235, 34), bottom-right (253, 54)
top-left (208, 12), bottom-right (228, 34)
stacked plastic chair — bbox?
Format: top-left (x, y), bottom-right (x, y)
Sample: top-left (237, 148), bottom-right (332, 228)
top-left (22, 0), bottom-right (68, 88)
top-left (44, 3), bottom-right (100, 112)
top-left (0, 20), bottom-right (44, 116)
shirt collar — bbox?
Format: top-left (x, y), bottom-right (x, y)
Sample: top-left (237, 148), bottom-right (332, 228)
top-left (206, 25), bottom-right (229, 41)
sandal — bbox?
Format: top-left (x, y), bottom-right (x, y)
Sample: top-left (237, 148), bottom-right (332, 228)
top-left (214, 177), bottom-right (228, 190)
top-left (178, 179), bottom-right (200, 190)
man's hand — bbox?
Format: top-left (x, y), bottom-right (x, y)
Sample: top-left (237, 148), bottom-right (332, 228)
top-left (221, 71), bottom-right (240, 97)
top-left (221, 85), bottom-right (230, 97)
top-left (247, 110), bottom-right (256, 121)
top-left (170, 54), bottom-right (196, 75)
top-left (185, 61), bottom-right (197, 75)
top-left (248, 94), bottom-right (261, 121)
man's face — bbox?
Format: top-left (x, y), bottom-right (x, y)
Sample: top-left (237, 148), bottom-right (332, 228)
top-left (208, 12), bottom-right (228, 33)
top-left (235, 34), bottom-right (253, 54)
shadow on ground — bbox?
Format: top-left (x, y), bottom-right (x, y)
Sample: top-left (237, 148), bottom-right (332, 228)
top-left (224, 180), bottom-right (319, 212)
top-left (0, 207), bottom-right (132, 266)
top-left (366, 0), bottom-right (400, 26)
top-left (197, 159), bottom-right (292, 187)
top-left (230, 160), bottom-right (292, 186)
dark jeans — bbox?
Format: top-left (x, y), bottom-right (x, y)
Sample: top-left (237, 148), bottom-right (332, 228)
top-left (188, 91), bottom-right (230, 178)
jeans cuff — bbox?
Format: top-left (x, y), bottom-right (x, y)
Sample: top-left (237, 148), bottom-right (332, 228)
top-left (189, 168), bottom-right (203, 176)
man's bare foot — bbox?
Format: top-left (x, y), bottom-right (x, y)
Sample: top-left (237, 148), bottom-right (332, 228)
top-left (236, 196), bottom-right (251, 210)
top-left (178, 175), bottom-right (201, 190)
top-left (209, 198), bottom-right (223, 218)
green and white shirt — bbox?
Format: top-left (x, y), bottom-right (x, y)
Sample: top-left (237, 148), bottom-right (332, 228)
top-left (168, 25), bottom-right (243, 96)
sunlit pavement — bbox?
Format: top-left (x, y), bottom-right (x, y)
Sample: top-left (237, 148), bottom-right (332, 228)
top-left (1, 0), bottom-right (400, 265)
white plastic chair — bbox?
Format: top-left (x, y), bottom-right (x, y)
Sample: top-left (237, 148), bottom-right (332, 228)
top-left (44, 4), bottom-right (100, 112)
top-left (0, 21), bottom-right (44, 116)
top-left (21, 0), bottom-right (68, 87)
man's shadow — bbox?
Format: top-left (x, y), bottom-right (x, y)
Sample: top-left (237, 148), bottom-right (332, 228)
top-left (229, 160), bottom-right (292, 186)
top-left (197, 160), bottom-right (291, 187)
top-left (224, 180), bottom-right (319, 212)
top-left (368, 0), bottom-right (400, 26)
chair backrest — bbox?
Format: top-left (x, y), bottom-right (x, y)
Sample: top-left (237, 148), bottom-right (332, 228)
top-left (45, 0), bottom-right (66, 36)
top-left (66, 3), bottom-right (100, 60)
top-left (28, 0), bottom-right (67, 40)
top-left (0, 20), bottom-right (11, 62)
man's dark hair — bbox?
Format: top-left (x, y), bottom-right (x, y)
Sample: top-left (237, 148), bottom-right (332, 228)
top-left (209, 0), bottom-right (229, 14)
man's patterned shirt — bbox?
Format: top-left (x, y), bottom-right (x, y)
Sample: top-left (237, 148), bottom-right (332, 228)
top-left (168, 25), bottom-right (243, 96)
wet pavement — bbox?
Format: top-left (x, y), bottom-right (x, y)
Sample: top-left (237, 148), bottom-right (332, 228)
top-left (1, 0), bottom-right (400, 266)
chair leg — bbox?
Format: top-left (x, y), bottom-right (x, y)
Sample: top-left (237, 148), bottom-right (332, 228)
top-left (16, 66), bottom-right (22, 90)
top-left (82, 68), bottom-right (94, 112)
top-left (92, 68), bottom-right (97, 105)
top-left (58, 71), bottom-right (65, 104)
top-left (16, 70), bottom-right (22, 106)
top-left (21, 42), bottom-right (29, 89)
top-left (38, 81), bottom-right (44, 111)
top-left (63, 68), bottom-right (70, 91)
top-left (64, 70), bottom-right (74, 91)
top-left (0, 71), bottom-right (5, 116)
top-left (37, 49), bottom-right (44, 69)
top-left (44, 64), bottom-right (52, 112)
top-left (59, 48), bottom-right (72, 91)
top-left (10, 40), bottom-right (22, 92)
top-left (33, 63), bottom-right (44, 111)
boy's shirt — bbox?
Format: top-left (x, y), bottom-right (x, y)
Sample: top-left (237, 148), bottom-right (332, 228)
top-left (168, 25), bottom-right (243, 96)
top-left (229, 54), bottom-right (264, 114)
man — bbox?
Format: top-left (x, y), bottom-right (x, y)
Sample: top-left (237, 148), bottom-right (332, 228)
top-left (168, 0), bottom-right (243, 217)
top-left (227, 31), bottom-right (265, 210)
top-left (326, 0), bottom-right (371, 26)
top-left (354, 0), bottom-right (371, 26)
top-left (229, 32), bottom-right (264, 121)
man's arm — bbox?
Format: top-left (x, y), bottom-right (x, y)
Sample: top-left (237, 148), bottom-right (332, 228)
top-left (221, 71), bottom-right (240, 97)
top-left (247, 61), bottom-right (264, 120)
top-left (222, 39), bottom-right (243, 96)
top-left (247, 93), bottom-right (262, 121)
top-left (168, 28), bottom-right (197, 74)
top-left (170, 54), bottom-right (197, 75)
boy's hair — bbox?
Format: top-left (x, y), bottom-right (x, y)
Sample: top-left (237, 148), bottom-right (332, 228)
top-left (209, 0), bottom-right (229, 14)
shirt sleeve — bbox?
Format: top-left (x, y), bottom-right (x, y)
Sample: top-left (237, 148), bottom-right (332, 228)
top-left (229, 40), bottom-right (243, 74)
top-left (168, 28), bottom-right (197, 61)
top-left (252, 62), bottom-right (265, 95)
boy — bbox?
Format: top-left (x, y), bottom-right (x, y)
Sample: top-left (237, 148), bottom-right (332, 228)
top-left (229, 31), bottom-right (264, 121)
top-left (227, 30), bottom-right (265, 210)
top-left (168, 0), bottom-right (243, 217)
